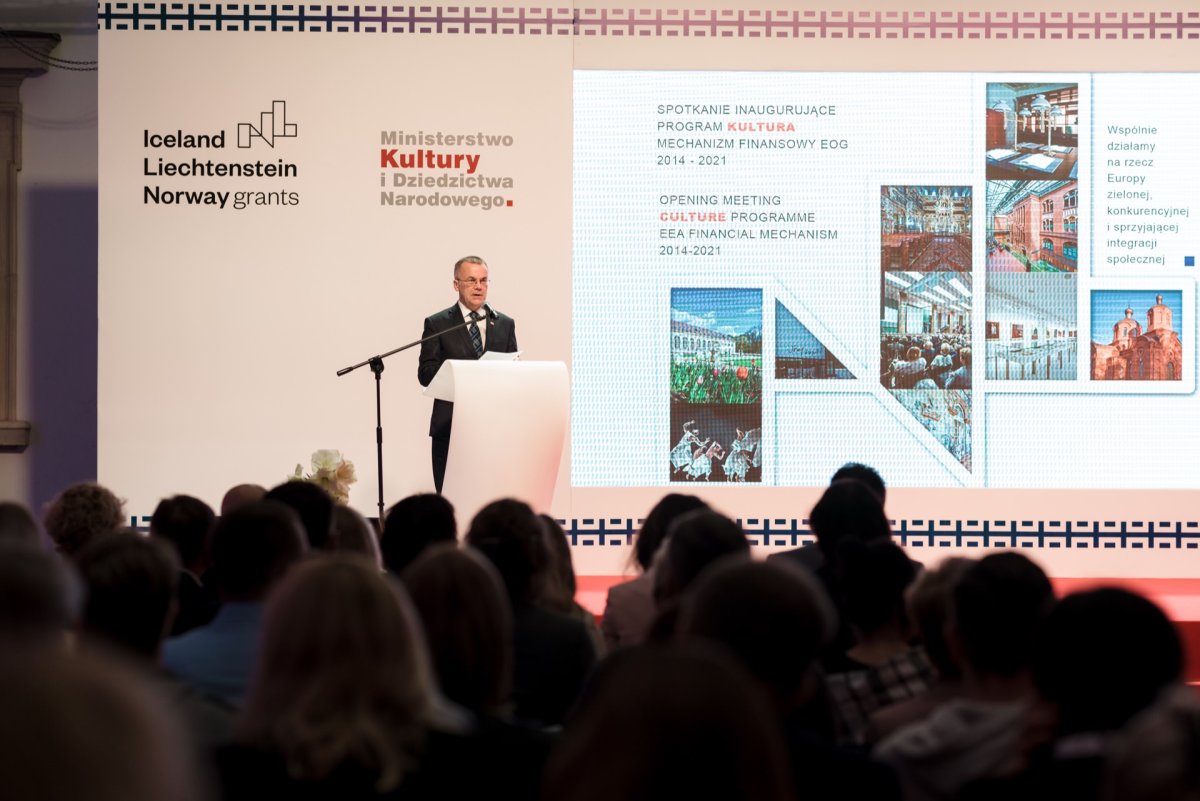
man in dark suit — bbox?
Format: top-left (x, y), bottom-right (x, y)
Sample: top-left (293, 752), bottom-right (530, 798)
top-left (417, 256), bottom-right (519, 493)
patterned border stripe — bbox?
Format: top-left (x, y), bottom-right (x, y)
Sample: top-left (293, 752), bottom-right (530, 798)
top-left (98, 5), bottom-right (1200, 38)
top-left (127, 513), bottom-right (1200, 549)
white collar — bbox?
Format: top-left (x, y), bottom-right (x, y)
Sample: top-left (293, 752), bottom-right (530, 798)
top-left (458, 302), bottom-right (485, 320)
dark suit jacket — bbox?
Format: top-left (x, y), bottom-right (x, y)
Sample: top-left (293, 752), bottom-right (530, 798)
top-left (417, 304), bottom-right (518, 439)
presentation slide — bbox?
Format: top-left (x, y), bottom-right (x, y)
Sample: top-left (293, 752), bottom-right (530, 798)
top-left (573, 72), bottom-right (1199, 489)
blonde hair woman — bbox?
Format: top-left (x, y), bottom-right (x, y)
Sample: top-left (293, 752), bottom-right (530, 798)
top-left (218, 555), bottom-right (467, 799)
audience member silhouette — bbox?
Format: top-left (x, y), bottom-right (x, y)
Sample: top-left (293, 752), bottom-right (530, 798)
top-left (42, 482), bottom-right (124, 559)
top-left (150, 494), bottom-right (219, 635)
top-left (964, 587), bottom-right (1185, 801)
top-left (219, 483), bottom-right (265, 516)
top-left (216, 555), bottom-right (477, 800)
top-left (404, 544), bottom-right (514, 716)
top-left (163, 500), bottom-right (307, 705)
top-left (542, 645), bottom-right (794, 801)
top-left (831, 462), bottom-right (887, 502)
top-left (1103, 684), bottom-right (1200, 801)
top-left (771, 477), bottom-right (894, 668)
top-left (264, 480), bottom-right (334, 551)
top-left (769, 468), bottom-right (890, 575)
top-left (0, 541), bottom-right (80, 651)
top-left (601, 493), bottom-right (708, 651)
top-left (380, 493), bottom-right (457, 575)
top-left (826, 538), bottom-right (934, 741)
top-left (0, 650), bottom-right (205, 801)
top-left (77, 532), bottom-right (180, 661)
top-left (75, 531), bottom-right (236, 748)
top-left (648, 508), bottom-right (750, 640)
top-left (0, 501), bottom-right (42, 547)
top-left (867, 557), bottom-right (971, 743)
top-left (652, 508), bottom-right (750, 608)
top-left (874, 552), bottom-right (1054, 801)
top-left (465, 498), bottom-right (596, 727)
top-left (678, 558), bottom-right (902, 801)
top-left (403, 545), bottom-right (554, 800)
top-left (538, 514), bottom-right (605, 657)
top-left (328, 505), bottom-right (383, 568)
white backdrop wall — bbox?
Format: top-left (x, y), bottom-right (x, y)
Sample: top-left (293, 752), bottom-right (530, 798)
top-left (97, 1), bottom-right (1200, 578)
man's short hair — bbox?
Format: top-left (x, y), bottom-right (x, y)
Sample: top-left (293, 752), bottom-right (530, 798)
top-left (77, 533), bottom-right (180, 659)
top-left (454, 256), bottom-right (487, 277)
top-left (830, 463), bottom-right (886, 503)
top-left (210, 501), bottom-right (307, 601)
top-left (149, 495), bottom-right (214, 569)
top-left (264, 482), bottom-right (334, 550)
top-left (951, 551), bottom-right (1053, 676)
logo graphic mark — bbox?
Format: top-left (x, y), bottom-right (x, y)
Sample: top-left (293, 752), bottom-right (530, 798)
top-left (237, 101), bottom-right (297, 148)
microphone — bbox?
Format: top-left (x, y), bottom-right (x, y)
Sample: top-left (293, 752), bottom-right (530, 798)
top-left (482, 303), bottom-right (498, 321)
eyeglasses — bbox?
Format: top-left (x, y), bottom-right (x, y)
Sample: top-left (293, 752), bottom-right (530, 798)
top-left (455, 277), bottom-right (489, 287)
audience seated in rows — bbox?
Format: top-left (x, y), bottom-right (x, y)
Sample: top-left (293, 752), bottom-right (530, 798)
top-left (0, 467), bottom-right (1194, 801)
top-left (882, 335), bottom-right (971, 390)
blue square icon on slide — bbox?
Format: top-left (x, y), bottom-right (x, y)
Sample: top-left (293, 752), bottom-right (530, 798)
top-left (1187, 256), bottom-right (1196, 267)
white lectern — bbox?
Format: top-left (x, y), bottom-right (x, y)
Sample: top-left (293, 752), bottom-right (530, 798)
top-left (424, 360), bottom-right (568, 523)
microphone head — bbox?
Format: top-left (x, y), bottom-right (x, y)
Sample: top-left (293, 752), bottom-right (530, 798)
top-left (483, 303), bottom-right (498, 320)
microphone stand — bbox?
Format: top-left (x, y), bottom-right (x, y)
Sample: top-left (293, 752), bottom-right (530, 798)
top-left (336, 309), bottom-right (494, 522)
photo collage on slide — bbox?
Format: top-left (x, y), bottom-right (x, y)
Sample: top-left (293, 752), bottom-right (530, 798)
top-left (880, 186), bottom-right (973, 470)
top-left (669, 288), bottom-right (763, 483)
top-left (984, 83), bottom-right (1080, 381)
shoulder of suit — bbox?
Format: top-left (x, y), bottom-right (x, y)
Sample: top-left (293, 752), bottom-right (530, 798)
top-left (425, 305), bottom-right (460, 324)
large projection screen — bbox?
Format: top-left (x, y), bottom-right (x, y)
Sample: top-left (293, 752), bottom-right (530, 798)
top-left (98, 2), bottom-right (1200, 579)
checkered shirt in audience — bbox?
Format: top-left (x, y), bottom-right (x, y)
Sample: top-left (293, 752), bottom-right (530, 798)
top-left (826, 646), bottom-right (936, 743)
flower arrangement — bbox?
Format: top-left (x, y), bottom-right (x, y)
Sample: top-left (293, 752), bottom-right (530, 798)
top-left (290, 449), bottom-right (357, 505)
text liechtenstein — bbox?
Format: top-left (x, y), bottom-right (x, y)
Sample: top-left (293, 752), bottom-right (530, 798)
top-left (141, 125), bottom-right (300, 209)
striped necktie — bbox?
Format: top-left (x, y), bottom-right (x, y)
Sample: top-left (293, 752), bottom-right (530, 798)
top-left (468, 311), bottom-right (483, 357)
